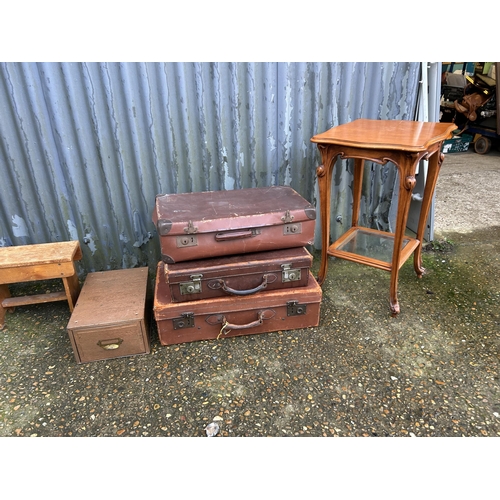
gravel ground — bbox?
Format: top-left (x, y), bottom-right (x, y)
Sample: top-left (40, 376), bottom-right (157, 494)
top-left (1, 148), bottom-right (499, 494)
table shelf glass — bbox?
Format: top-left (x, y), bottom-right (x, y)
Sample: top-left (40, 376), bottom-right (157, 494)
top-left (328, 227), bottom-right (420, 272)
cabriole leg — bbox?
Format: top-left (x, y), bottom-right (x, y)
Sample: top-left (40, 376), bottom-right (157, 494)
top-left (413, 151), bottom-right (443, 277)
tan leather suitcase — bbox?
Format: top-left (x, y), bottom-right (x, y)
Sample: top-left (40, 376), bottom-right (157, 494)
top-left (152, 186), bottom-right (316, 263)
top-left (153, 261), bottom-right (322, 346)
top-left (164, 247), bottom-right (313, 303)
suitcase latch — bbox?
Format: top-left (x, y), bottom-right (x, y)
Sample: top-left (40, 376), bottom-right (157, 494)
top-left (281, 210), bottom-right (294, 223)
top-left (179, 274), bottom-right (203, 295)
top-left (172, 312), bottom-right (195, 330)
top-left (177, 221), bottom-right (199, 247)
top-left (184, 220), bottom-right (198, 234)
top-left (281, 264), bottom-right (301, 282)
top-left (283, 223), bottom-right (302, 235)
top-left (176, 234), bottom-right (198, 248)
top-left (287, 300), bottom-right (307, 316)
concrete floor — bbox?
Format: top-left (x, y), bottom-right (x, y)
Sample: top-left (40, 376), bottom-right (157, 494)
top-left (434, 148), bottom-right (500, 233)
top-left (2, 146), bottom-right (499, 498)
top-left (0, 148), bottom-right (499, 444)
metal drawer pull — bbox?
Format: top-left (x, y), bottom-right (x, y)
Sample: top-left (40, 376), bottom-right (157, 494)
top-left (97, 338), bottom-right (124, 350)
top-left (209, 274), bottom-right (276, 296)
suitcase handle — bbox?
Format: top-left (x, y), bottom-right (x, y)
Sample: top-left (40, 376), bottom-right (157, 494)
top-left (209, 274), bottom-right (276, 296)
top-left (217, 309), bottom-right (275, 338)
top-left (215, 229), bottom-right (254, 241)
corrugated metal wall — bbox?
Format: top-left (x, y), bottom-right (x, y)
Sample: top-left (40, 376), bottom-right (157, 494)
top-left (0, 62), bottom-right (421, 274)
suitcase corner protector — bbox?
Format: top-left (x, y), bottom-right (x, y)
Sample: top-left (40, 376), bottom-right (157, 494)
top-left (305, 206), bottom-right (316, 220)
top-left (157, 219), bottom-right (173, 235)
top-left (161, 253), bottom-right (175, 264)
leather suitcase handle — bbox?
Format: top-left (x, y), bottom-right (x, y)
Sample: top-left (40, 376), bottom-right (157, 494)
top-left (217, 309), bottom-right (275, 339)
top-left (210, 274), bottom-right (274, 296)
top-left (215, 229), bottom-right (254, 241)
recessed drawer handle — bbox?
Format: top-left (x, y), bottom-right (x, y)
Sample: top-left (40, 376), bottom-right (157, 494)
top-left (97, 338), bottom-right (124, 350)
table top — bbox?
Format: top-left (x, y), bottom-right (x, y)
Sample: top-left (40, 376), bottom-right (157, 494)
top-left (311, 119), bottom-right (457, 152)
top-left (0, 241), bottom-right (82, 268)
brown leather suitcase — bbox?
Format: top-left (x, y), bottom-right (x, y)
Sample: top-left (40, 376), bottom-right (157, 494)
top-left (153, 261), bottom-right (322, 346)
top-left (152, 186), bottom-right (316, 263)
top-left (164, 247), bottom-right (313, 303)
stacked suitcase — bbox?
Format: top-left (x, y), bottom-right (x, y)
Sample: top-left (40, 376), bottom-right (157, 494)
top-left (152, 186), bottom-right (322, 346)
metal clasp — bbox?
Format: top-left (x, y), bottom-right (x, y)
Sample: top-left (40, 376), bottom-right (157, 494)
top-left (287, 300), bottom-right (307, 316)
top-left (176, 234), bottom-right (198, 247)
top-left (281, 210), bottom-right (294, 223)
top-left (172, 312), bottom-right (195, 330)
top-left (281, 264), bottom-right (301, 282)
top-left (179, 274), bottom-right (203, 295)
top-left (183, 220), bottom-right (198, 234)
top-left (283, 223), bottom-right (302, 235)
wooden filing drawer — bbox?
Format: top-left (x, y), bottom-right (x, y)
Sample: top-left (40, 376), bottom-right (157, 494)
top-left (67, 268), bottom-right (150, 364)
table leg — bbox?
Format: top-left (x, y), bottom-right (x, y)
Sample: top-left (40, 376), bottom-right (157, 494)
top-left (316, 146), bottom-right (342, 285)
top-left (0, 284), bottom-right (12, 330)
top-left (413, 151), bottom-right (443, 277)
top-left (389, 162), bottom-right (418, 315)
top-left (316, 163), bottom-right (332, 285)
top-left (351, 158), bottom-right (365, 227)
top-left (63, 273), bottom-right (81, 312)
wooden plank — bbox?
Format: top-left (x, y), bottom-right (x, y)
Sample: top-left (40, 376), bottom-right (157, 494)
top-left (63, 273), bottom-right (80, 312)
top-left (0, 241), bottom-right (81, 269)
top-left (2, 291), bottom-right (67, 308)
top-left (0, 262), bottom-right (78, 284)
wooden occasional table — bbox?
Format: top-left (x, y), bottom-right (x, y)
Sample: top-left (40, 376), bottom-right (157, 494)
top-left (311, 119), bottom-right (457, 315)
top-left (0, 241), bottom-right (82, 329)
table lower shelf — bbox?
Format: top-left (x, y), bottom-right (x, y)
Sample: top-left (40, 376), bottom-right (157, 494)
top-left (327, 227), bottom-right (420, 272)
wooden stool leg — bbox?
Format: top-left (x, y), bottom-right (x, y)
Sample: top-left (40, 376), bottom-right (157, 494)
top-left (63, 273), bottom-right (81, 312)
top-left (0, 284), bottom-right (12, 330)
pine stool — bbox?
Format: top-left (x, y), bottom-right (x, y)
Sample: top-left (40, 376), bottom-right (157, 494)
top-left (0, 241), bottom-right (82, 330)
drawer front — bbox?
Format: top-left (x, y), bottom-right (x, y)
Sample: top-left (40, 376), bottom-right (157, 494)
top-left (71, 322), bottom-right (149, 363)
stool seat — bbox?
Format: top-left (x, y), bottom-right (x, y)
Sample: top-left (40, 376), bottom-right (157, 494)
top-left (0, 241), bottom-right (82, 329)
